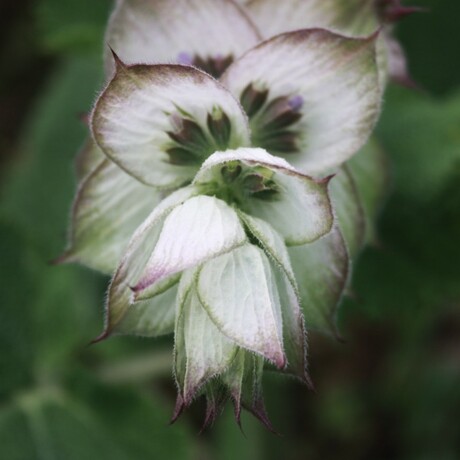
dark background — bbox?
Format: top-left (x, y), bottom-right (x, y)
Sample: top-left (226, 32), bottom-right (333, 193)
top-left (0, 1), bottom-right (459, 459)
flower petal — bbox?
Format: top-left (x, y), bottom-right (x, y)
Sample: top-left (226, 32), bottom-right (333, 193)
top-left (133, 195), bottom-right (247, 294)
top-left (221, 29), bottom-right (381, 175)
top-left (197, 244), bottom-right (285, 367)
top-left (61, 159), bottom-right (162, 274)
top-left (288, 225), bottom-right (349, 336)
top-left (347, 138), bottom-right (390, 244)
top-left (92, 63), bottom-right (250, 188)
top-left (74, 138), bottom-right (105, 181)
top-left (105, 0), bottom-right (261, 75)
top-left (175, 271), bottom-right (237, 403)
top-left (245, 0), bottom-right (379, 39)
top-left (114, 283), bottom-right (178, 337)
top-left (329, 166), bottom-right (366, 259)
top-left (195, 148), bottom-right (333, 245)
top-left (101, 186), bottom-right (197, 337)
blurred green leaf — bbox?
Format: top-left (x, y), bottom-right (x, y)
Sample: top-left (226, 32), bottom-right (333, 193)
top-left (1, 56), bottom-right (104, 259)
top-left (35, 0), bottom-right (112, 55)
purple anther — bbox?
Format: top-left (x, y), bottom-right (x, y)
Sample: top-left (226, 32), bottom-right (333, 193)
top-left (288, 95), bottom-right (304, 112)
top-left (177, 52), bottom-right (193, 65)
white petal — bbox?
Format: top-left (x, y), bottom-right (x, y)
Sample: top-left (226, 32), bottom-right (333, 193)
top-left (347, 138), bottom-right (390, 244)
top-left (221, 29), bottom-right (381, 175)
top-left (74, 138), bottom-right (105, 181)
top-left (237, 211), bottom-right (296, 286)
top-left (288, 225), bottom-right (349, 336)
top-left (115, 284), bottom-right (178, 337)
top-left (105, 0), bottom-right (261, 75)
top-left (197, 244), bottom-right (285, 367)
top-left (175, 273), bottom-right (237, 402)
top-left (195, 148), bottom-right (333, 245)
top-left (103, 186), bottom-right (197, 335)
top-left (62, 159), bottom-right (162, 274)
top-left (329, 167), bottom-right (366, 259)
top-left (133, 195), bottom-right (247, 294)
top-left (246, 0), bottom-right (378, 39)
top-left (92, 64), bottom-right (250, 188)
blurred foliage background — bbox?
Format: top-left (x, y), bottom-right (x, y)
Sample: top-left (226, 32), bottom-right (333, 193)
top-left (0, 1), bottom-right (459, 459)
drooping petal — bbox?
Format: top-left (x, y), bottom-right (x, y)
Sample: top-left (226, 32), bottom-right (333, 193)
top-left (114, 283), bottom-right (178, 337)
top-left (61, 159), bottom-right (162, 274)
top-left (105, 0), bottom-right (261, 75)
top-left (288, 225), bottom-right (349, 337)
top-left (133, 195), bottom-right (247, 295)
top-left (101, 186), bottom-right (197, 338)
top-left (92, 63), bottom-right (250, 188)
top-left (347, 138), bottom-right (390, 243)
top-left (329, 166), bottom-right (366, 259)
top-left (194, 148), bottom-right (333, 245)
top-left (221, 30), bottom-right (381, 175)
top-left (174, 271), bottom-right (238, 403)
top-left (74, 138), bottom-right (105, 181)
top-left (237, 211), bottom-right (295, 285)
top-left (197, 244), bottom-right (285, 368)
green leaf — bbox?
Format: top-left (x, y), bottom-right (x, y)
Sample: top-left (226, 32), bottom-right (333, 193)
top-left (35, 0), bottom-right (111, 55)
top-left (0, 57), bottom-right (105, 259)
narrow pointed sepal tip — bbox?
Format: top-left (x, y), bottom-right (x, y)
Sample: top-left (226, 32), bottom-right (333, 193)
top-left (245, 398), bottom-right (280, 436)
top-left (169, 395), bottom-right (185, 425)
top-left (108, 46), bottom-right (127, 70)
top-left (48, 251), bottom-right (72, 267)
top-left (89, 329), bottom-right (110, 346)
top-left (386, 6), bottom-right (428, 23)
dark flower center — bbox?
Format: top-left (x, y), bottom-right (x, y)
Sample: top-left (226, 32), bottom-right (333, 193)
top-left (239, 83), bottom-right (304, 155)
top-left (178, 52), bottom-right (234, 79)
top-left (164, 107), bottom-right (232, 166)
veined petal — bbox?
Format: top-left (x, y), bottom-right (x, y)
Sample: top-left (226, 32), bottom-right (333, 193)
top-left (288, 225), bottom-right (349, 337)
top-left (105, 0), bottom-right (261, 76)
top-left (74, 138), bottom-right (105, 181)
top-left (245, 0), bottom-right (379, 39)
top-left (101, 186), bottom-right (197, 338)
top-left (175, 272), bottom-right (238, 403)
top-left (347, 138), bottom-right (390, 244)
top-left (61, 159), bottom-right (162, 274)
top-left (272, 263), bottom-right (309, 384)
top-left (221, 30), bottom-right (381, 175)
top-left (197, 244), bottom-right (285, 367)
top-left (237, 212), bottom-right (295, 285)
top-left (329, 167), bottom-right (366, 259)
top-left (195, 148), bottom-right (333, 245)
top-left (92, 63), bottom-right (250, 188)
top-left (133, 195), bottom-right (247, 294)
top-left (114, 283), bottom-right (178, 337)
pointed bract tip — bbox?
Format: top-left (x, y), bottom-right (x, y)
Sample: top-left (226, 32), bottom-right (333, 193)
top-left (170, 395), bottom-right (185, 425)
top-left (386, 6), bottom-right (428, 22)
top-left (49, 251), bottom-right (72, 266)
top-left (246, 397), bottom-right (279, 435)
top-left (108, 46), bottom-right (127, 70)
top-left (89, 329), bottom-right (110, 346)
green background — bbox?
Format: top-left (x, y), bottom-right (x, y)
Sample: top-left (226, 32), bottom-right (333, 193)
top-left (0, 1), bottom-right (459, 458)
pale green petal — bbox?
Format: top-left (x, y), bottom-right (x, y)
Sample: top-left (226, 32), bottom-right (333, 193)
top-left (105, 0), bottom-right (260, 75)
top-left (103, 186), bottom-right (197, 336)
top-left (289, 225), bottom-right (349, 336)
top-left (133, 195), bottom-right (247, 295)
top-left (329, 166), bottom-right (366, 259)
top-left (347, 138), bottom-right (390, 244)
top-left (115, 283), bottom-right (178, 337)
top-left (197, 244), bottom-right (285, 367)
top-left (74, 138), bottom-right (105, 181)
top-left (195, 148), bottom-right (333, 245)
top-left (175, 273), bottom-right (237, 402)
top-left (221, 30), bottom-right (381, 175)
top-left (92, 64), bottom-right (250, 188)
top-left (62, 159), bottom-right (162, 274)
